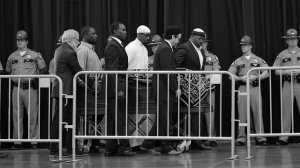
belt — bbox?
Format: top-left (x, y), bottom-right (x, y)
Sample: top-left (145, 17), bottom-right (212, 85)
top-left (283, 75), bottom-right (300, 83)
top-left (239, 80), bottom-right (259, 87)
top-left (13, 82), bottom-right (30, 90)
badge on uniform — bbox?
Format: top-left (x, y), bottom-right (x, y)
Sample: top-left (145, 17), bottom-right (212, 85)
top-left (27, 55), bottom-right (31, 59)
top-left (207, 57), bottom-right (212, 61)
top-left (253, 59), bottom-right (257, 62)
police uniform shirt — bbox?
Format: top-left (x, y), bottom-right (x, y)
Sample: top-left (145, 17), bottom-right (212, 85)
top-left (273, 47), bottom-right (300, 67)
top-left (125, 38), bottom-right (148, 70)
top-left (204, 51), bottom-right (221, 71)
top-left (228, 54), bottom-right (268, 77)
top-left (6, 49), bottom-right (46, 82)
top-left (77, 41), bottom-right (102, 71)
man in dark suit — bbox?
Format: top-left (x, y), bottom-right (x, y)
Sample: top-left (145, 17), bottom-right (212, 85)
top-left (174, 28), bottom-right (211, 150)
top-left (50, 29), bottom-right (86, 157)
top-left (141, 26), bottom-right (182, 155)
top-left (104, 22), bottom-right (136, 157)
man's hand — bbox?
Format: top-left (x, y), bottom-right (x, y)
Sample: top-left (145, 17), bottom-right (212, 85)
top-left (117, 91), bottom-right (125, 98)
top-left (176, 89), bottom-right (181, 97)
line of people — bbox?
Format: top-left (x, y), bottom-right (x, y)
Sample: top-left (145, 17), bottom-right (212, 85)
top-left (1, 22), bottom-right (300, 157)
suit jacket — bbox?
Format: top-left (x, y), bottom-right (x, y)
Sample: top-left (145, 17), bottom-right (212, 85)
top-left (152, 40), bottom-right (178, 102)
top-left (174, 40), bottom-right (206, 70)
top-left (104, 38), bottom-right (128, 98)
top-left (52, 43), bottom-right (82, 97)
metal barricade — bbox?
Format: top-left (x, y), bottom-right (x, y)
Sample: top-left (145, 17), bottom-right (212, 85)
top-left (71, 71), bottom-right (237, 161)
top-left (0, 75), bottom-right (63, 161)
top-left (246, 66), bottom-right (300, 159)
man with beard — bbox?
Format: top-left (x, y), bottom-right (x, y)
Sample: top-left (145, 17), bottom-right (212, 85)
top-left (126, 25), bottom-right (151, 70)
top-left (76, 26), bottom-right (103, 153)
top-left (174, 28), bottom-right (212, 150)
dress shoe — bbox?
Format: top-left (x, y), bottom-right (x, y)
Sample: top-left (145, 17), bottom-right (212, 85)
top-left (256, 141), bottom-right (267, 146)
top-left (196, 142), bottom-right (212, 150)
top-left (164, 150), bottom-right (181, 155)
top-left (276, 140), bottom-right (288, 145)
top-left (0, 153), bottom-right (8, 158)
top-left (235, 141), bottom-right (245, 146)
top-left (209, 141), bottom-right (217, 147)
top-left (49, 151), bottom-right (72, 158)
top-left (104, 151), bottom-right (116, 157)
top-left (115, 150), bottom-right (136, 157)
top-left (11, 144), bottom-right (22, 150)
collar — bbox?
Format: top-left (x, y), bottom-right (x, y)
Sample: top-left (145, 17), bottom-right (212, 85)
top-left (17, 48), bottom-right (30, 57)
top-left (134, 38), bottom-right (144, 46)
top-left (112, 37), bottom-right (122, 45)
top-left (287, 47), bottom-right (300, 54)
top-left (80, 41), bottom-right (94, 50)
top-left (165, 40), bottom-right (173, 50)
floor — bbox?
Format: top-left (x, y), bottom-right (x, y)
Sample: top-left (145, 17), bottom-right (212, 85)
top-left (0, 142), bottom-right (299, 168)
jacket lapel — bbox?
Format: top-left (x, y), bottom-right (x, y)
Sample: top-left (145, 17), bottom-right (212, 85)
top-left (188, 41), bottom-right (201, 69)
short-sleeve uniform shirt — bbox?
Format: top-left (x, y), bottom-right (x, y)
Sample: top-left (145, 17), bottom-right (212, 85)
top-left (273, 47), bottom-right (300, 67)
top-left (228, 54), bottom-right (268, 77)
top-left (6, 49), bottom-right (46, 82)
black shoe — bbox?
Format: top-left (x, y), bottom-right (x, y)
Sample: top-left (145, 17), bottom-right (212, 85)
top-left (104, 151), bottom-right (116, 157)
top-left (235, 141), bottom-right (245, 146)
top-left (209, 141), bottom-right (217, 147)
top-left (276, 140), bottom-right (288, 145)
top-left (89, 146), bottom-right (100, 153)
top-left (75, 150), bottom-right (88, 157)
top-left (0, 153), bottom-right (8, 158)
top-left (196, 142), bottom-right (212, 150)
top-left (256, 141), bottom-right (267, 146)
top-left (11, 144), bottom-right (22, 150)
top-left (49, 151), bottom-right (72, 158)
top-left (115, 150), bottom-right (136, 157)
top-left (31, 144), bottom-right (38, 149)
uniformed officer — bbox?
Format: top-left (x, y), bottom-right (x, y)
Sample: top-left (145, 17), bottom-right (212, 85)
top-left (6, 30), bottom-right (47, 149)
top-left (273, 28), bottom-right (300, 145)
top-left (228, 35), bottom-right (268, 146)
top-left (201, 38), bottom-right (221, 147)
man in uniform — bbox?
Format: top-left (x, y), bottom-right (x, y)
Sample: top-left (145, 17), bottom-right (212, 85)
top-left (273, 28), bottom-right (300, 145)
top-left (228, 35), bottom-right (268, 146)
top-left (148, 35), bottom-right (163, 69)
top-left (202, 37), bottom-right (221, 147)
top-left (6, 30), bottom-right (47, 149)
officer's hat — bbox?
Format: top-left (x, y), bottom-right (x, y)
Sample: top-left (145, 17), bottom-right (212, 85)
top-left (148, 34), bottom-right (162, 45)
top-left (240, 35), bottom-right (252, 45)
top-left (282, 29), bottom-right (300, 39)
top-left (16, 30), bottom-right (28, 40)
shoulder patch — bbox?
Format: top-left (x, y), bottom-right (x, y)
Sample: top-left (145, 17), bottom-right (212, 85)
top-left (37, 52), bottom-right (43, 59)
top-left (231, 62), bottom-right (235, 66)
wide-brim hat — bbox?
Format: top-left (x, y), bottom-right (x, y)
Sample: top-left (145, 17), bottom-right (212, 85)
top-left (148, 34), bottom-right (162, 45)
top-left (16, 30), bottom-right (29, 40)
top-left (240, 35), bottom-right (252, 45)
top-left (282, 29), bottom-right (300, 39)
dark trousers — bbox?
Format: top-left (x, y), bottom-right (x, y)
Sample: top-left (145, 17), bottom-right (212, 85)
top-left (49, 97), bottom-right (73, 153)
top-left (105, 97), bottom-right (130, 153)
top-left (142, 100), bottom-right (175, 153)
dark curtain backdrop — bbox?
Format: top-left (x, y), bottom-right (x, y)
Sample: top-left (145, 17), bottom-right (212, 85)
top-left (1, 0), bottom-right (300, 141)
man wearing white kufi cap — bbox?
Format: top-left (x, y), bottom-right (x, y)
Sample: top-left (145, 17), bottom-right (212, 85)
top-left (175, 28), bottom-right (212, 151)
top-left (126, 25), bottom-right (151, 70)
